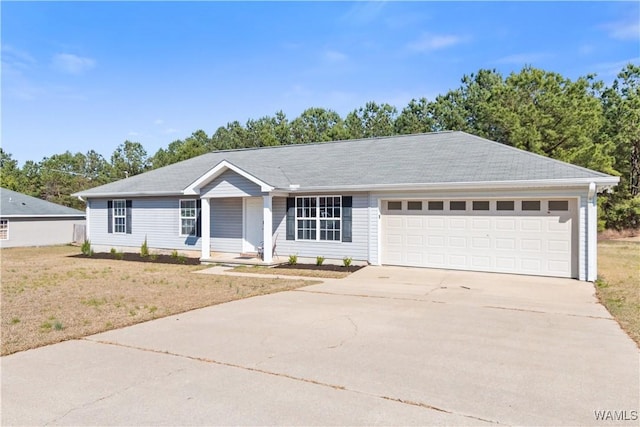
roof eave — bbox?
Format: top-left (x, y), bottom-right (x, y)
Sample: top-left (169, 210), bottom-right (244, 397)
top-left (72, 190), bottom-right (183, 198)
top-left (1, 214), bottom-right (86, 218)
top-left (280, 177), bottom-right (621, 193)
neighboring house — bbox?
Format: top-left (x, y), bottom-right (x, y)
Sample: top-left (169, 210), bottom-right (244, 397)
top-left (73, 131), bottom-right (619, 281)
top-left (0, 188), bottom-right (86, 248)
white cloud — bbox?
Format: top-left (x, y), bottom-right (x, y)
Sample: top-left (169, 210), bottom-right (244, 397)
top-left (601, 20), bottom-right (640, 41)
top-left (154, 119), bottom-right (164, 125)
top-left (51, 53), bottom-right (96, 75)
top-left (324, 50), bottom-right (348, 62)
top-left (407, 33), bottom-right (466, 52)
top-left (496, 52), bottom-right (551, 65)
top-left (592, 57), bottom-right (640, 78)
top-left (2, 45), bottom-right (36, 70)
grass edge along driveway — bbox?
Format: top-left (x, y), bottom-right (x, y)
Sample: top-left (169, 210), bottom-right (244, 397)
top-left (1, 245), bottom-right (317, 356)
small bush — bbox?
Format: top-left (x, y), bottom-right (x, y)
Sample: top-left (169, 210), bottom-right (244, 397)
top-left (114, 250), bottom-right (124, 260)
top-left (288, 254), bottom-right (298, 265)
top-left (140, 236), bottom-right (149, 258)
top-left (81, 240), bottom-right (93, 257)
top-left (110, 248), bottom-right (117, 255)
top-left (53, 321), bottom-right (64, 331)
top-left (316, 256), bottom-right (325, 266)
top-left (343, 256), bottom-right (352, 268)
top-left (171, 250), bottom-right (179, 259)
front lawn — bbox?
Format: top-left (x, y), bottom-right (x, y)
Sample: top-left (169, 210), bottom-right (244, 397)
top-left (1, 246), bottom-right (315, 356)
top-left (596, 239), bottom-right (640, 346)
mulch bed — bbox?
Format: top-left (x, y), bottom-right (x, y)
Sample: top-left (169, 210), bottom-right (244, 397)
top-left (70, 252), bottom-right (201, 265)
top-left (274, 263), bottom-right (364, 273)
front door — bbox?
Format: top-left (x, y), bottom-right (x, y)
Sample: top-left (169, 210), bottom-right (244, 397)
top-left (244, 198), bottom-right (263, 253)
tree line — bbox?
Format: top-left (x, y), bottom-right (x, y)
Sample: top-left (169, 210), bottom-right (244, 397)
top-left (1, 64), bottom-right (638, 229)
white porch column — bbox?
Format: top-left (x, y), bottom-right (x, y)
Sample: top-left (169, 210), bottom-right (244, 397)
top-left (262, 194), bottom-right (273, 263)
top-left (200, 197), bottom-right (211, 260)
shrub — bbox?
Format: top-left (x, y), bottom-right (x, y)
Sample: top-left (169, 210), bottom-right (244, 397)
top-left (171, 250), bottom-right (179, 259)
top-left (110, 248), bottom-right (117, 255)
top-left (288, 254), bottom-right (298, 265)
top-left (81, 240), bottom-right (93, 257)
top-left (316, 256), bottom-right (325, 266)
top-left (343, 256), bottom-right (352, 268)
top-left (140, 236), bottom-right (149, 258)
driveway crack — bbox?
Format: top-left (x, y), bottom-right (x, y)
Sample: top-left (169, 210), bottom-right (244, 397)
top-left (83, 338), bottom-right (500, 425)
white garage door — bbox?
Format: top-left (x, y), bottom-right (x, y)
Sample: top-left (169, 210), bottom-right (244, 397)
top-left (381, 198), bottom-right (577, 278)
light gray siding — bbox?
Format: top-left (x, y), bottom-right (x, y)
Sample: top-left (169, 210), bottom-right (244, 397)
top-left (201, 170), bottom-right (262, 198)
top-left (211, 198), bottom-right (242, 253)
top-left (88, 197), bottom-right (202, 251)
top-left (272, 193), bottom-right (369, 261)
top-left (0, 217), bottom-right (85, 248)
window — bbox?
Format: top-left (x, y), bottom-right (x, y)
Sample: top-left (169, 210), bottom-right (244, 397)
top-left (0, 220), bottom-right (8, 240)
top-left (296, 196), bottom-right (341, 241)
top-left (472, 201), bottom-right (490, 211)
top-left (522, 200), bottom-right (541, 211)
top-left (450, 201), bottom-right (466, 211)
top-left (387, 201), bottom-right (402, 210)
top-left (497, 200), bottom-right (515, 211)
top-left (180, 200), bottom-right (197, 236)
top-left (549, 200), bottom-right (569, 211)
top-left (113, 200), bottom-right (126, 233)
top-left (428, 201), bottom-right (444, 211)
top-left (408, 201), bottom-right (422, 211)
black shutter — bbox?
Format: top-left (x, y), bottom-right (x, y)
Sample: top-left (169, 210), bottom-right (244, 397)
top-left (107, 200), bottom-right (113, 234)
top-left (196, 199), bottom-right (202, 237)
top-left (286, 197), bottom-right (295, 240)
top-left (125, 200), bottom-right (132, 234)
top-left (342, 196), bottom-right (352, 242)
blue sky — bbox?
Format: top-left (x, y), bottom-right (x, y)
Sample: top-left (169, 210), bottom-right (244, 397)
top-left (2, 1), bottom-right (639, 166)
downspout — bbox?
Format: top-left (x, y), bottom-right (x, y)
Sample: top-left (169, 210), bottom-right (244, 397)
top-left (587, 182), bottom-right (597, 282)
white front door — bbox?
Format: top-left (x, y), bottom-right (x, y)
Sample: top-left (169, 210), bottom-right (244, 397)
top-left (244, 198), bottom-right (263, 253)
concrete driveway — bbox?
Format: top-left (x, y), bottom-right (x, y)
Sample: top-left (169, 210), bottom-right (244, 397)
top-left (2, 267), bottom-right (639, 426)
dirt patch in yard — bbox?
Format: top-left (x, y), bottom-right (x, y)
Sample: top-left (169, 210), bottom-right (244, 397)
top-left (1, 246), bottom-right (316, 356)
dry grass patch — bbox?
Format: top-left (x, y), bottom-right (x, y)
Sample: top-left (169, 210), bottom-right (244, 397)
top-left (1, 246), bottom-right (315, 356)
top-left (596, 240), bottom-right (640, 346)
top-left (233, 265), bottom-right (350, 279)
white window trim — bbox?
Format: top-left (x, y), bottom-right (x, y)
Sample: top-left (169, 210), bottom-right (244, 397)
top-left (179, 199), bottom-right (198, 237)
top-left (295, 195), bottom-right (342, 242)
top-left (0, 219), bottom-right (8, 240)
top-left (113, 199), bottom-right (126, 234)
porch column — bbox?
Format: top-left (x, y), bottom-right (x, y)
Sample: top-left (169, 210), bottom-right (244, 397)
top-left (262, 194), bottom-right (273, 263)
top-left (200, 197), bottom-right (211, 260)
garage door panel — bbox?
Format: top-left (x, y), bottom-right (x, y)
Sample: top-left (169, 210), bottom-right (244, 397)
top-left (449, 218), bottom-right (466, 229)
top-left (548, 240), bottom-right (570, 253)
top-left (496, 238), bottom-right (516, 250)
top-left (496, 219), bottom-right (516, 231)
top-left (427, 218), bottom-right (445, 228)
top-left (448, 254), bottom-right (467, 267)
top-left (521, 239), bottom-right (542, 251)
top-left (381, 198), bottom-right (576, 278)
top-left (520, 219), bottom-right (542, 232)
top-left (471, 256), bottom-right (491, 268)
top-left (449, 236), bottom-right (467, 248)
top-left (471, 237), bottom-right (491, 249)
top-left (471, 219), bottom-right (491, 230)
top-left (427, 235), bottom-right (445, 247)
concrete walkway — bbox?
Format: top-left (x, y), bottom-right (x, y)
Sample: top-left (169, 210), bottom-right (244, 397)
top-left (2, 266), bottom-right (639, 426)
top-left (195, 265), bottom-right (319, 281)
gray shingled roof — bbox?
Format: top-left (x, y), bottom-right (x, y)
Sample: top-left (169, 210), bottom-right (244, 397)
top-left (75, 131), bottom-right (617, 197)
top-left (1, 188), bottom-right (85, 217)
